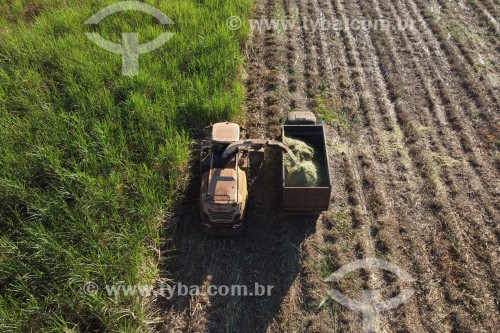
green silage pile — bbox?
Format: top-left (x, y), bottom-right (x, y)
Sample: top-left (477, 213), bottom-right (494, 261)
top-left (284, 137), bottom-right (322, 187)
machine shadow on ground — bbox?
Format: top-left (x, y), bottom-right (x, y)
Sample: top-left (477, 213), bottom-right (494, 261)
top-left (158, 150), bottom-right (318, 332)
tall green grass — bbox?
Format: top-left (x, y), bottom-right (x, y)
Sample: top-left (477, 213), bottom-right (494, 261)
top-left (0, 0), bottom-right (251, 331)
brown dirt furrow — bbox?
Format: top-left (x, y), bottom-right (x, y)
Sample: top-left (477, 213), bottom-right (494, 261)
top-left (296, 0), bottom-right (321, 106)
top-left (245, 0), bottom-right (279, 140)
top-left (393, 0), bottom-right (500, 234)
top-left (281, 0), bottom-right (307, 112)
top-left (314, 0), bottom-right (431, 330)
top-left (395, 3), bottom-right (498, 206)
top-left (409, 0), bottom-right (500, 117)
top-left (383, 0), bottom-right (500, 263)
top-left (307, 0), bottom-right (380, 329)
top-left (265, 0), bottom-right (358, 330)
top-left (399, 0), bottom-right (500, 189)
top-left (464, 0), bottom-right (500, 37)
top-left (355, 149), bottom-right (426, 333)
top-left (331, 0), bottom-right (385, 296)
top-left (353, 0), bottom-right (500, 329)
top-left (306, 0), bottom-right (338, 98)
top-left (397, 0), bottom-right (499, 165)
top-left (385, 0), bottom-right (500, 303)
top-left (376, 3), bottom-right (499, 316)
top-left (283, 0), bottom-right (409, 330)
top-left (480, 0), bottom-right (500, 20)
top-left (332, 0), bottom-right (476, 330)
top-left (315, 0), bottom-right (371, 133)
top-left (430, 0), bottom-right (500, 93)
top-left (431, 0), bottom-right (500, 89)
top-left (372, 0), bottom-right (500, 191)
top-left (445, 0), bottom-right (500, 45)
top-left (266, 1), bottom-right (332, 330)
top-left (255, 0), bottom-right (285, 136)
top-left (328, 0), bottom-right (460, 328)
top-left (334, 0), bottom-right (494, 330)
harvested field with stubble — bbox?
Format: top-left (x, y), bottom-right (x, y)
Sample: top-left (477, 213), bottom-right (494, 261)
top-left (160, 0), bottom-right (499, 332)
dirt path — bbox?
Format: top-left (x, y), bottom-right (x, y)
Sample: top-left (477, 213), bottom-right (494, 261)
top-left (157, 0), bottom-right (499, 332)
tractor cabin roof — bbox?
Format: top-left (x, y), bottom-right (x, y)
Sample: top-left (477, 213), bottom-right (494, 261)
top-left (212, 122), bottom-right (240, 143)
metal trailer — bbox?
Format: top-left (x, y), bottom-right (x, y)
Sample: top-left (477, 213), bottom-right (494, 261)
top-left (282, 112), bottom-right (332, 214)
